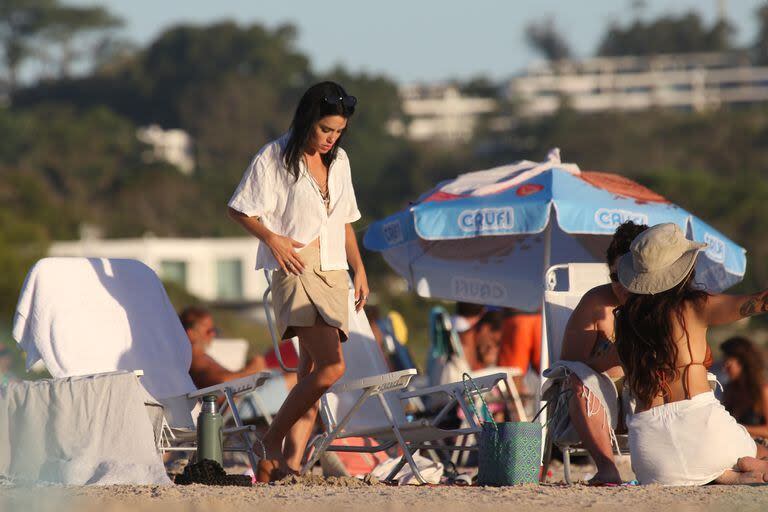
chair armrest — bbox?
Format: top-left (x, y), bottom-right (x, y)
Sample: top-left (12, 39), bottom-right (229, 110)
top-left (187, 372), bottom-right (271, 399)
top-left (223, 425), bottom-right (256, 436)
top-left (399, 372), bottom-right (508, 400)
top-left (330, 369), bottom-right (417, 394)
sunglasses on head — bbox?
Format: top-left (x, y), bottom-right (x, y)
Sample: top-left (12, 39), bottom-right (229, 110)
top-left (323, 94), bottom-right (357, 110)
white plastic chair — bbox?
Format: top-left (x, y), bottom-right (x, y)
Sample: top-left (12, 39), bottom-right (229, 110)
top-left (262, 271), bottom-right (514, 484)
top-left (13, 257), bottom-right (271, 472)
top-left (539, 262), bottom-right (612, 484)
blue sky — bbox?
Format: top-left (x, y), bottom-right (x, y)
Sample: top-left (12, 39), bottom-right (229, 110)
top-left (70, 0), bottom-right (763, 83)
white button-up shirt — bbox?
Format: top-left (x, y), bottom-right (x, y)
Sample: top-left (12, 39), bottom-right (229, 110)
top-left (228, 135), bottom-right (361, 271)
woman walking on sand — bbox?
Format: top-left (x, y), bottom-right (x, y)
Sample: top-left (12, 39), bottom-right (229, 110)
top-left (615, 223), bottom-right (768, 485)
top-left (228, 82), bottom-right (368, 482)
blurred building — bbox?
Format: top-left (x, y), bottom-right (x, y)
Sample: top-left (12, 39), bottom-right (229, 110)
top-left (49, 236), bottom-right (267, 304)
top-left (136, 124), bottom-right (195, 174)
top-left (508, 52), bottom-right (768, 116)
top-left (389, 84), bottom-right (499, 142)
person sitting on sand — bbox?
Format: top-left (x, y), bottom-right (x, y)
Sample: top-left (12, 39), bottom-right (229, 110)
top-left (615, 223), bottom-right (768, 485)
top-left (545, 220), bottom-right (649, 485)
top-left (180, 306), bottom-right (267, 389)
top-left (720, 336), bottom-right (768, 442)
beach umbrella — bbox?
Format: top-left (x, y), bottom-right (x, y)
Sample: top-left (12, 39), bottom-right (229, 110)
top-left (363, 150), bottom-right (746, 312)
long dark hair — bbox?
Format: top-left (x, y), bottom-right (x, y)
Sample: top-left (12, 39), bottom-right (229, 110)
top-left (614, 269), bottom-right (709, 407)
top-left (282, 81), bottom-right (355, 180)
top-left (721, 336), bottom-right (766, 421)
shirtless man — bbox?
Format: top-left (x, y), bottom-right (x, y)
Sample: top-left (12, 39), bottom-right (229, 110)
top-left (180, 306), bottom-right (267, 389)
top-left (559, 221), bottom-right (648, 484)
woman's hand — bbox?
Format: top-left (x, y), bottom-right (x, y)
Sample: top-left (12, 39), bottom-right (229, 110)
top-left (353, 269), bottom-right (369, 312)
top-left (267, 234), bottom-right (305, 275)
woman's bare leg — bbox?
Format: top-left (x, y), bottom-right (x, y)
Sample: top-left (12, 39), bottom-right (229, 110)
top-left (258, 321), bottom-right (345, 474)
top-left (567, 374), bottom-right (622, 484)
top-left (282, 339), bottom-right (320, 471)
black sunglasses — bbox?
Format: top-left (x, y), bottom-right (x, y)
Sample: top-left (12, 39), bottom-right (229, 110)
top-left (323, 95), bottom-right (357, 110)
top-left (609, 271), bottom-right (619, 283)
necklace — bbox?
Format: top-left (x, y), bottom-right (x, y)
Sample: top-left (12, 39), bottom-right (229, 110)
top-left (303, 156), bottom-right (331, 213)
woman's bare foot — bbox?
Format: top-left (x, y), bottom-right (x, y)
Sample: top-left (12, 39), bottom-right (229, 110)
top-left (737, 456), bottom-right (768, 474)
top-left (715, 469), bottom-right (766, 484)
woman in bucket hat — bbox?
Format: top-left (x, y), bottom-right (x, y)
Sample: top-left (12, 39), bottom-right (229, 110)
top-left (615, 223), bottom-right (768, 486)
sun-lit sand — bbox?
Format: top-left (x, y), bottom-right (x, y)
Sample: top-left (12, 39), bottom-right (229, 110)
top-left (3, 457), bottom-right (768, 512)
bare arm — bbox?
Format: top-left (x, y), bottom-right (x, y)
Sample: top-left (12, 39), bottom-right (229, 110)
top-left (559, 295), bottom-right (599, 362)
top-left (745, 385), bottom-right (768, 439)
top-left (227, 207), bottom-right (305, 274)
top-left (189, 353), bottom-right (266, 390)
top-left (703, 289), bottom-right (768, 326)
top-left (345, 223), bottom-right (369, 312)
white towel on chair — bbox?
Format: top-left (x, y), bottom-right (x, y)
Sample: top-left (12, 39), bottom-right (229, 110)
top-left (542, 361), bottom-right (624, 447)
top-left (12, 257), bottom-right (196, 400)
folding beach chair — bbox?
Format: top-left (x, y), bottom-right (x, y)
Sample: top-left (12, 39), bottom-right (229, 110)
top-left (538, 262), bottom-right (615, 484)
top-left (13, 257), bottom-right (271, 472)
top-left (262, 272), bottom-right (515, 484)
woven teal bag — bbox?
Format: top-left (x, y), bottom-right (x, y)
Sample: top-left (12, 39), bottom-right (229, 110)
top-left (462, 374), bottom-right (542, 486)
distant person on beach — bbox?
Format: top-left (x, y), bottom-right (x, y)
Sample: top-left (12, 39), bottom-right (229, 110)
top-left (474, 310), bottom-right (503, 368)
top-left (180, 306), bottom-right (267, 389)
top-left (615, 223), bottom-right (768, 485)
top-left (228, 81), bottom-right (366, 482)
top-left (498, 308), bottom-right (541, 397)
top-left (557, 220), bottom-right (649, 485)
top-left (452, 302), bottom-right (486, 370)
top-left (720, 336), bottom-right (768, 441)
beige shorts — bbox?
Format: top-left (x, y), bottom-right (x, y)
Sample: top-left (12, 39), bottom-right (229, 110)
top-left (271, 244), bottom-right (350, 341)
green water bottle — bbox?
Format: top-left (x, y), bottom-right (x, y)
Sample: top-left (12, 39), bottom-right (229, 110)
top-left (196, 395), bottom-right (223, 465)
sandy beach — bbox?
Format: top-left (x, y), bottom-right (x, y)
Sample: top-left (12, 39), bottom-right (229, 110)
top-left (3, 458), bottom-right (768, 512)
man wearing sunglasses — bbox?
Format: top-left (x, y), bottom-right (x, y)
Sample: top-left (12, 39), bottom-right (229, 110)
top-left (179, 306), bottom-right (267, 389)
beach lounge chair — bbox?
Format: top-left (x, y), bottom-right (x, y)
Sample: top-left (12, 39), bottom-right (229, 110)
top-left (262, 272), bottom-right (516, 484)
top-left (13, 257), bottom-right (271, 472)
top-left (538, 262), bottom-right (614, 484)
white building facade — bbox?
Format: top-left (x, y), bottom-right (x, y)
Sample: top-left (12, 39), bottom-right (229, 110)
top-left (390, 84), bottom-right (498, 142)
top-left (49, 237), bottom-right (267, 303)
top-left (509, 52), bottom-right (768, 117)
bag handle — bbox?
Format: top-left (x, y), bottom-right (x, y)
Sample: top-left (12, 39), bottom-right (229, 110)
top-left (461, 373), bottom-right (498, 432)
top-left (531, 387), bottom-right (572, 426)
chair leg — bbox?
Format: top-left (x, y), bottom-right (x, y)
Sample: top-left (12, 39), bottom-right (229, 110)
top-left (563, 446), bottom-right (573, 485)
top-left (376, 394), bottom-right (427, 485)
top-left (301, 387), bottom-right (377, 474)
top-left (385, 456), bottom-right (409, 482)
top-left (224, 388), bottom-right (260, 472)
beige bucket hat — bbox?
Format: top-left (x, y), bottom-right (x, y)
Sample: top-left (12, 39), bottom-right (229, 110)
top-left (617, 223), bottom-right (707, 295)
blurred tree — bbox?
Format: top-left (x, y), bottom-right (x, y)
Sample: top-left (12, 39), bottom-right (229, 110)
top-left (37, 2), bottom-right (122, 78)
top-left (525, 16), bottom-right (572, 61)
top-left (0, 0), bottom-right (121, 91)
top-left (598, 11), bottom-right (733, 56)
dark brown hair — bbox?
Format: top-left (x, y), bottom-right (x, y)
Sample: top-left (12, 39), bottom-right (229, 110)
top-left (606, 220), bottom-right (649, 266)
top-left (179, 306), bottom-right (211, 331)
top-left (721, 336), bottom-right (766, 421)
top-left (282, 81), bottom-right (355, 181)
top-left (614, 269), bottom-right (709, 407)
